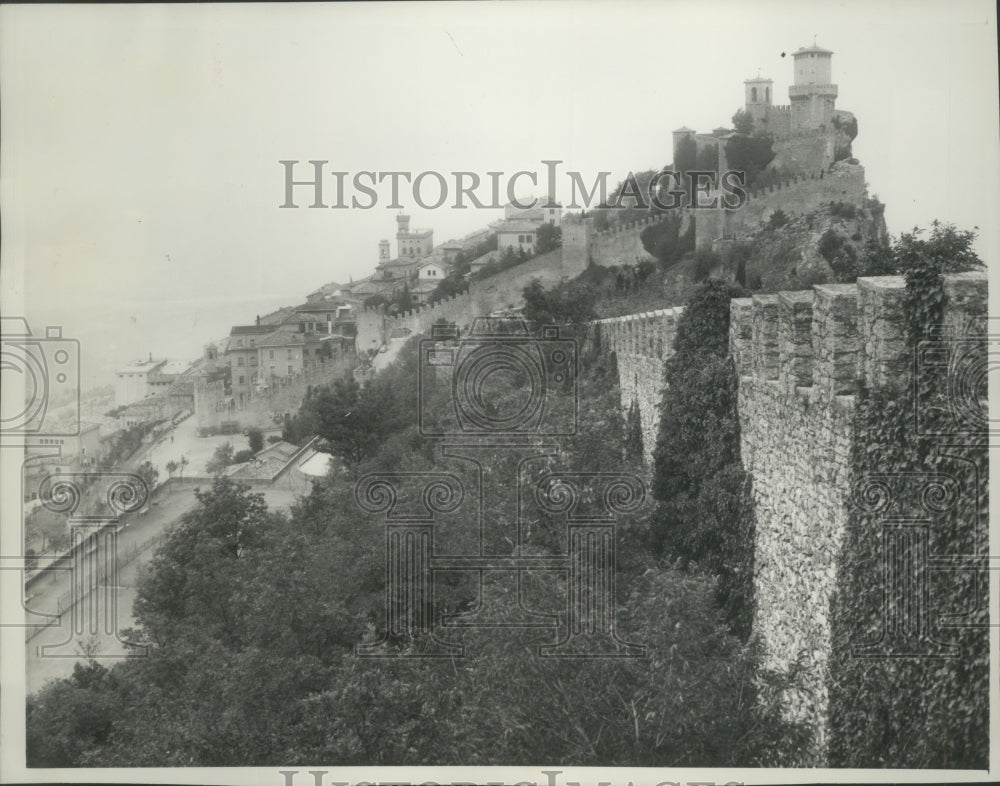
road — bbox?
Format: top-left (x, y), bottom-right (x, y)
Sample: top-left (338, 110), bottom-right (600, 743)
top-left (24, 471), bottom-right (304, 694)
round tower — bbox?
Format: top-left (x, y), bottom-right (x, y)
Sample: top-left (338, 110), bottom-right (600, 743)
top-left (789, 44), bottom-right (838, 132)
top-left (744, 77), bottom-right (774, 127)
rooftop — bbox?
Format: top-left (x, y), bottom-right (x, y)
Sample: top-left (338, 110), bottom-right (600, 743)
top-left (496, 220), bottom-right (542, 233)
top-left (230, 325), bottom-right (277, 336)
top-left (793, 44), bottom-right (833, 56)
top-left (256, 332), bottom-right (308, 349)
top-left (115, 359), bottom-right (166, 375)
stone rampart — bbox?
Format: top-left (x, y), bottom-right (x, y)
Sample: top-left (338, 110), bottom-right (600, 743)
top-left (355, 243), bottom-right (590, 352)
top-left (730, 270), bottom-right (988, 755)
top-left (589, 307), bottom-right (683, 463)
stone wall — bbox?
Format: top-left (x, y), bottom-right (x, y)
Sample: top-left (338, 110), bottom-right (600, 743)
top-left (356, 243), bottom-right (590, 352)
top-left (730, 270), bottom-right (988, 756)
top-left (727, 161), bottom-right (867, 239)
top-left (194, 355), bottom-right (356, 431)
top-left (589, 308), bottom-right (683, 463)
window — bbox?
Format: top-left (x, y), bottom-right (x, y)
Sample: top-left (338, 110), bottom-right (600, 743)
top-left (249, 356), bottom-right (258, 366)
top-left (765, 86), bottom-right (770, 102)
top-left (250, 338), bottom-right (256, 347)
top-left (237, 338), bottom-right (244, 348)
top-left (238, 375), bottom-right (245, 385)
top-left (269, 350), bottom-right (275, 360)
top-left (751, 87), bottom-right (757, 101)
top-left (237, 356), bottom-right (245, 367)
top-left (287, 365), bottom-right (293, 375)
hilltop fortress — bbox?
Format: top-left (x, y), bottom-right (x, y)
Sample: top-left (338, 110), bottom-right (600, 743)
top-left (351, 43), bottom-right (869, 355)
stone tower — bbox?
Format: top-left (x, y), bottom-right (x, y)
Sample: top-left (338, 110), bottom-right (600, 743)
top-left (378, 239), bottom-right (391, 263)
top-left (744, 76), bottom-right (774, 126)
top-left (789, 44), bottom-right (837, 132)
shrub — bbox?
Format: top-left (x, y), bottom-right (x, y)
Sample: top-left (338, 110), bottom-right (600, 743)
top-left (828, 201), bottom-right (857, 219)
top-left (766, 209), bottom-right (789, 230)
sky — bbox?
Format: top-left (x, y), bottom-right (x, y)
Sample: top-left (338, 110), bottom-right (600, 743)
top-left (1, 0), bottom-right (997, 388)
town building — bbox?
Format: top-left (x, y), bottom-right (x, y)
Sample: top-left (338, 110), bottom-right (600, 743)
top-left (114, 357), bottom-right (167, 407)
top-left (395, 213), bottom-right (434, 258)
top-left (226, 324), bottom-right (275, 401)
top-left (504, 198), bottom-right (562, 227)
top-left (495, 221), bottom-right (541, 254)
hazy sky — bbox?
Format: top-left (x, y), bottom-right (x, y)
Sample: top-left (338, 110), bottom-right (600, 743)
top-left (2, 1), bottom-right (997, 386)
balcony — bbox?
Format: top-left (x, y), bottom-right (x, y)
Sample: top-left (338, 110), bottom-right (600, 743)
top-left (789, 84), bottom-right (837, 99)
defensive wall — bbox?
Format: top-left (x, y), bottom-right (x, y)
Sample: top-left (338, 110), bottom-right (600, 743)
top-left (355, 235), bottom-right (590, 352)
top-left (730, 270), bottom-right (987, 754)
top-left (194, 355), bottom-right (356, 431)
top-left (588, 308), bottom-right (683, 464)
top-left (698, 161), bottom-right (868, 251)
top-left (587, 270), bottom-right (987, 757)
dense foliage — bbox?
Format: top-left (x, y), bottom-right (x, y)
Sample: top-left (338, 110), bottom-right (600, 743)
top-left (827, 227), bottom-right (987, 767)
top-left (521, 278), bottom-right (597, 326)
top-left (724, 134), bottom-right (775, 188)
top-left (27, 331), bottom-right (806, 767)
top-left (639, 211), bottom-right (695, 268)
top-left (649, 279), bottom-right (755, 636)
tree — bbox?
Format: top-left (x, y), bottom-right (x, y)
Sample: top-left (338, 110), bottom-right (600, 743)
top-left (206, 442), bottom-right (235, 475)
top-left (247, 428), bottom-right (264, 455)
top-left (136, 460), bottom-right (159, 492)
top-left (165, 460), bottom-right (178, 478)
top-left (650, 279), bottom-right (754, 631)
top-left (731, 108), bottom-right (753, 135)
top-left (724, 134), bottom-right (775, 188)
top-left (534, 222), bottom-right (562, 255)
top-left (521, 279), bottom-right (597, 326)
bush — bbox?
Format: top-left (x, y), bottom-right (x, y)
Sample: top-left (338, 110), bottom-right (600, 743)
top-left (817, 228), bottom-right (844, 263)
top-left (766, 209), bottom-right (789, 229)
top-left (828, 201), bottom-right (856, 220)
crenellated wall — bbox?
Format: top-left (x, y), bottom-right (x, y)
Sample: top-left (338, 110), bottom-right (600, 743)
top-left (356, 243), bottom-right (590, 353)
top-left (589, 307), bottom-right (683, 463)
top-left (730, 270), bottom-right (988, 755)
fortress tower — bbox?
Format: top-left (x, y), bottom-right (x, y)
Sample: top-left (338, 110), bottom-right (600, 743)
top-left (395, 212), bottom-right (434, 258)
top-left (789, 44), bottom-right (838, 132)
top-left (744, 76), bottom-right (774, 126)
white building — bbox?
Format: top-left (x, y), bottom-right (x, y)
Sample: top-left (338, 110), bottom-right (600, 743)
top-left (496, 221), bottom-right (540, 254)
top-left (114, 358), bottom-right (166, 407)
top-left (504, 197), bottom-right (562, 227)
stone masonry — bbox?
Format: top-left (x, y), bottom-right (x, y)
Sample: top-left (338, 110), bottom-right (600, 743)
top-left (589, 308), bottom-right (683, 464)
top-left (730, 270), bottom-right (988, 757)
